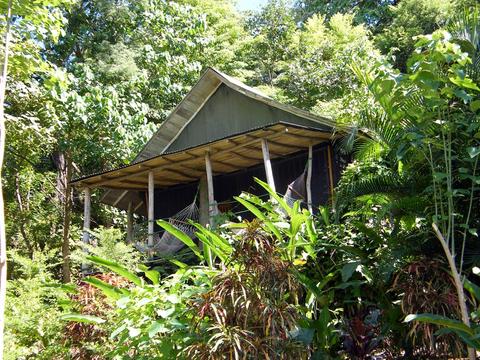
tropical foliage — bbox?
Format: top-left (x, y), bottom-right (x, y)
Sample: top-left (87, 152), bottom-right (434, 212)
top-left (2, 0), bottom-right (480, 359)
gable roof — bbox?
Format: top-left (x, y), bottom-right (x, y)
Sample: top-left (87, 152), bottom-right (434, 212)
top-left (133, 67), bottom-right (335, 162)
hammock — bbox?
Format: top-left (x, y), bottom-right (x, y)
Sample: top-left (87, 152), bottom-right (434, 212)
top-left (283, 168), bottom-right (307, 208)
top-left (136, 198), bottom-right (199, 255)
top-left (152, 200), bottom-right (199, 254)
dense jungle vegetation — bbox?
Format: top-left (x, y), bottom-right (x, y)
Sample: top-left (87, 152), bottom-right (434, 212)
top-left (1, 0), bottom-right (480, 358)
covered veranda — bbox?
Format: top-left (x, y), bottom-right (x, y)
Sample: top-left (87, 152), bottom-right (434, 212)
top-left (72, 122), bottom-right (336, 251)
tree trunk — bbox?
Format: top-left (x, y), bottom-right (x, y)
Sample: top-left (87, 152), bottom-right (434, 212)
top-left (0, 0), bottom-right (13, 358)
top-left (61, 153), bottom-right (73, 283)
top-left (433, 223), bottom-right (476, 360)
top-left (14, 173), bottom-right (33, 257)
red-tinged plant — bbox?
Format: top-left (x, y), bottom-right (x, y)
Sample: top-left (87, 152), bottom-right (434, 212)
top-left (64, 272), bottom-right (129, 360)
top-left (393, 258), bottom-right (465, 358)
top-left (184, 220), bottom-right (306, 359)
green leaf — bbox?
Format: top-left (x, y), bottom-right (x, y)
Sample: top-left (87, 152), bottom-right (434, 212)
top-left (157, 220), bottom-right (201, 259)
top-left (195, 231), bottom-right (226, 263)
top-left (192, 223), bottom-right (233, 255)
top-left (404, 314), bottom-right (474, 335)
top-left (467, 147), bottom-right (480, 158)
top-left (60, 313), bottom-right (106, 324)
top-left (169, 259), bottom-right (188, 268)
top-left (464, 279), bottom-right (480, 302)
top-left (234, 196), bottom-right (282, 239)
top-left (148, 321), bottom-right (169, 338)
top-left (470, 100), bottom-right (480, 112)
top-left (341, 261), bottom-right (360, 282)
top-left (158, 307), bottom-right (176, 319)
top-left (87, 256), bottom-right (143, 287)
top-left (138, 265), bottom-right (160, 285)
top-left (450, 75), bottom-right (480, 91)
top-left (84, 276), bottom-right (125, 300)
top-left (254, 177), bottom-right (292, 216)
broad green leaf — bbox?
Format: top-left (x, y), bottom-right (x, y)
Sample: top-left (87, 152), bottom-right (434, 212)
top-left (196, 231), bottom-right (226, 262)
top-left (148, 321), bottom-right (169, 338)
top-left (254, 177), bottom-right (292, 216)
top-left (193, 223), bottom-right (233, 255)
top-left (84, 276), bottom-right (125, 300)
top-left (157, 220), bottom-right (201, 259)
top-left (86, 256), bottom-right (143, 287)
top-left (138, 264), bottom-right (160, 285)
top-left (203, 240), bottom-right (214, 268)
top-left (234, 196), bottom-right (282, 239)
top-left (60, 313), bottom-right (106, 324)
top-left (341, 261), bottom-right (360, 282)
top-left (467, 147), bottom-right (480, 158)
top-left (169, 259), bottom-right (188, 269)
top-left (404, 314), bottom-right (474, 335)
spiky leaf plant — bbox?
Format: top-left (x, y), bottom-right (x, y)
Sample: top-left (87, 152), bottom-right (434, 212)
top-left (184, 220), bottom-right (307, 360)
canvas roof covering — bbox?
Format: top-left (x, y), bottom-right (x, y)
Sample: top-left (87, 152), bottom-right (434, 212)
top-left (71, 68), bottom-right (338, 213)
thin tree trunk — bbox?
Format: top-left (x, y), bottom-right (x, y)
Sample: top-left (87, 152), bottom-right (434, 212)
top-left (14, 173), bottom-right (33, 257)
top-left (61, 153), bottom-right (73, 283)
top-left (0, 0), bottom-right (13, 358)
top-left (432, 223), bottom-right (476, 360)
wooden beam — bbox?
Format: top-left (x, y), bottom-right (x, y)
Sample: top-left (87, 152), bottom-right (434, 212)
top-left (268, 138), bottom-right (304, 151)
top-left (306, 145), bottom-right (313, 213)
top-left (284, 131), bottom-right (330, 143)
top-left (229, 150), bottom-right (262, 162)
top-left (205, 152), bottom-right (215, 227)
top-left (210, 158), bottom-right (239, 171)
top-left (247, 134), bottom-right (303, 152)
top-left (244, 144), bottom-right (282, 157)
top-left (156, 159), bottom-right (204, 178)
top-left (148, 171), bottom-right (154, 247)
top-left (134, 201), bottom-right (144, 212)
top-left (261, 139), bottom-right (276, 193)
top-left (126, 201), bottom-right (133, 243)
top-left (162, 168), bottom-right (197, 181)
top-left (112, 190), bottom-right (128, 207)
top-left (80, 129), bottom-right (289, 188)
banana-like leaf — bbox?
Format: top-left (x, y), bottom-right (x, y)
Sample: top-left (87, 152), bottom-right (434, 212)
top-left (157, 219), bottom-right (201, 259)
top-left (404, 314), bottom-right (474, 335)
top-left (254, 177), bottom-right (292, 216)
top-left (234, 196), bottom-right (282, 240)
top-left (60, 313), bottom-right (106, 324)
top-left (195, 231), bottom-right (227, 263)
top-left (86, 255), bottom-right (143, 287)
top-left (203, 239), bottom-right (213, 268)
top-left (84, 276), bottom-right (126, 300)
top-left (192, 223), bottom-right (233, 255)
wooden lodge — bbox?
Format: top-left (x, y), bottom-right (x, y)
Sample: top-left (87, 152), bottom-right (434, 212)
top-left (72, 68), bottom-right (342, 253)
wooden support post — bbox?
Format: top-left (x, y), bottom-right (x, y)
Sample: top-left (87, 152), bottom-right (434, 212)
top-left (81, 187), bottom-right (91, 273)
top-left (82, 187), bottom-right (91, 245)
top-left (327, 144), bottom-right (334, 200)
top-left (126, 201), bottom-right (133, 243)
top-left (199, 175), bottom-right (209, 226)
top-left (261, 139), bottom-right (276, 194)
top-left (306, 145), bottom-right (313, 213)
top-left (148, 171), bottom-right (154, 247)
top-left (205, 152), bottom-right (215, 227)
